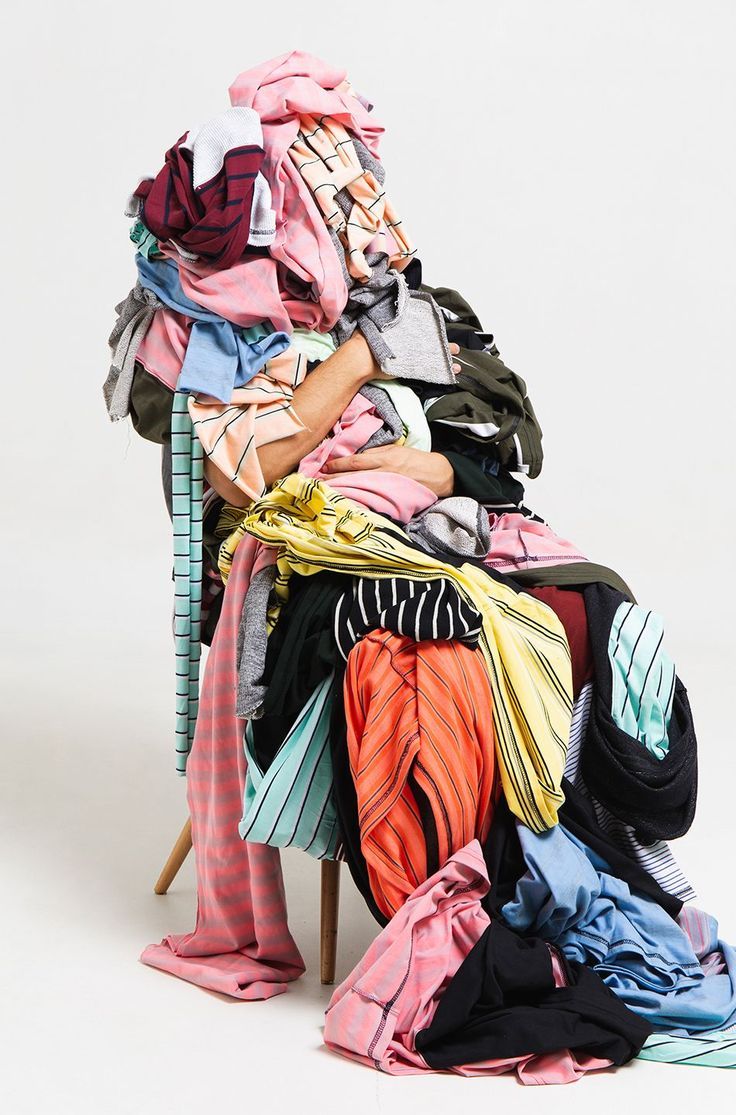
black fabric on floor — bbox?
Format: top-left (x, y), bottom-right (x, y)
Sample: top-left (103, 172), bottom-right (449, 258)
top-left (416, 919), bottom-right (652, 1069)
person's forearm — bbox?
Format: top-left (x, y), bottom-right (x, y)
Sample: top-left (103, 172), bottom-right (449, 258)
top-left (259, 335), bottom-right (377, 486)
top-left (203, 333), bottom-right (378, 506)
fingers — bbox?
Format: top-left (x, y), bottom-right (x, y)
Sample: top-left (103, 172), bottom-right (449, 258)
top-left (322, 453), bottom-right (383, 474)
top-left (449, 341), bottom-right (461, 374)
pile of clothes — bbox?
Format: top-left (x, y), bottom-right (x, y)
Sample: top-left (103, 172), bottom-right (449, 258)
top-left (106, 51), bottom-right (736, 1081)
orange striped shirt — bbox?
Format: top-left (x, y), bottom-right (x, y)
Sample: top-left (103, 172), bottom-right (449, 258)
top-left (344, 630), bottom-right (500, 919)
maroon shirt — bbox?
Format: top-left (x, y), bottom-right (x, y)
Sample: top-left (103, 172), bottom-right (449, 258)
top-left (137, 134), bottom-right (264, 269)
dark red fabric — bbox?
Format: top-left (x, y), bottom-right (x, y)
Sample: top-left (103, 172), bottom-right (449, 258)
top-left (137, 135), bottom-right (264, 269)
top-left (527, 586), bottom-right (593, 699)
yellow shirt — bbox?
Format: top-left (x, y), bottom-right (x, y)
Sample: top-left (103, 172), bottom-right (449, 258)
top-left (242, 473), bottom-right (573, 832)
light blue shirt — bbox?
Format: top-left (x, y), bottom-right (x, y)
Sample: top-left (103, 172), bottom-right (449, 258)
top-left (502, 821), bottom-right (736, 1034)
top-left (136, 255), bottom-right (290, 402)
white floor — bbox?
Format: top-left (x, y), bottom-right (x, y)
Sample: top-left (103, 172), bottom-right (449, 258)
top-left (3, 607), bottom-right (736, 1113)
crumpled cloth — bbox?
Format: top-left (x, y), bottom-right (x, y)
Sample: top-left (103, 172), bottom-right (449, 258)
top-left (242, 474), bottom-right (573, 833)
top-left (188, 346), bottom-right (308, 504)
top-left (141, 534), bottom-right (305, 999)
top-left (582, 583), bottom-right (698, 843)
top-left (299, 392), bottom-right (383, 476)
top-left (484, 513), bottom-right (588, 572)
top-left (241, 672), bottom-right (340, 860)
top-left (136, 254), bottom-right (291, 401)
top-left (608, 600), bottom-right (675, 760)
top-left (502, 821), bottom-right (736, 1034)
top-left (324, 841), bottom-right (613, 1083)
top-left (359, 382), bottom-right (404, 448)
top-left (286, 111), bottom-right (455, 385)
top-left (226, 51), bottom-right (384, 332)
top-left (407, 496), bottom-right (491, 559)
top-left (129, 106), bottom-right (273, 267)
top-left (236, 565), bottom-right (275, 719)
top-left (344, 632), bottom-right (499, 917)
top-left (219, 391), bottom-right (433, 583)
top-left (103, 283), bottom-right (163, 420)
top-left (331, 250), bottom-right (456, 385)
top-left (290, 113), bottom-right (415, 281)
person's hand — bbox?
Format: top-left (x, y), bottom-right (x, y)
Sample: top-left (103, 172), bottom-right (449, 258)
top-left (322, 445), bottom-right (454, 498)
top-left (369, 342), bottom-right (461, 382)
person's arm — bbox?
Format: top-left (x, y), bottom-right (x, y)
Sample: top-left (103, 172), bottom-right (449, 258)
top-left (204, 332), bottom-right (381, 507)
top-left (204, 335), bottom-right (461, 507)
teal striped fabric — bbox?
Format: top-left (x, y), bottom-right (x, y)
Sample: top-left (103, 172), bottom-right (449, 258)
top-left (240, 673), bottom-right (340, 860)
top-left (609, 602), bottom-right (676, 761)
top-left (638, 1028), bottom-right (736, 1068)
top-left (171, 393), bottom-right (203, 773)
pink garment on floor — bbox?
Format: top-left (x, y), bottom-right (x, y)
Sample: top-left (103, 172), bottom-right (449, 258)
top-left (454, 1051), bottom-right (613, 1083)
top-left (141, 536), bottom-right (303, 1000)
top-left (141, 373), bottom-right (434, 991)
top-left (324, 840), bottom-right (612, 1084)
top-left (484, 513), bottom-right (588, 573)
top-left (299, 393), bottom-right (437, 523)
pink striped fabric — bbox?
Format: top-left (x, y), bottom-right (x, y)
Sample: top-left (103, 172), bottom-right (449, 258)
top-left (228, 50), bottom-right (383, 217)
top-left (188, 348), bottom-right (309, 503)
top-left (175, 235), bottom-right (341, 333)
top-left (290, 113), bottom-right (414, 282)
top-left (484, 513), bottom-right (588, 573)
top-left (141, 535), bottom-right (304, 999)
top-left (678, 906), bottom-right (729, 977)
top-left (227, 51), bottom-right (386, 331)
top-left (140, 456), bottom-right (436, 995)
top-left (324, 841), bottom-right (612, 1083)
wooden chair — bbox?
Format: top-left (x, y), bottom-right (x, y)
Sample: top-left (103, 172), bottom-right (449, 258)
top-left (153, 819), bottom-right (341, 984)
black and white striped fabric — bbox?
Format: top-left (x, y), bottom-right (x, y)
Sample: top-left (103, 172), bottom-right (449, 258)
top-left (333, 576), bottom-right (483, 662)
top-left (564, 682), bottom-right (696, 903)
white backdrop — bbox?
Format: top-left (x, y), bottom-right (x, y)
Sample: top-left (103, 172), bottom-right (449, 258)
top-left (2, 2), bottom-right (735, 1111)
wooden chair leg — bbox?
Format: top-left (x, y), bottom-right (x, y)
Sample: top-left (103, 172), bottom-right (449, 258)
top-left (320, 859), bottom-right (341, 985)
top-left (154, 817), bottom-right (193, 895)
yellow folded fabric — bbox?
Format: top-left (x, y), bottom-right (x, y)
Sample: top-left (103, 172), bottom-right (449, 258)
top-left (243, 473), bottom-right (573, 832)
